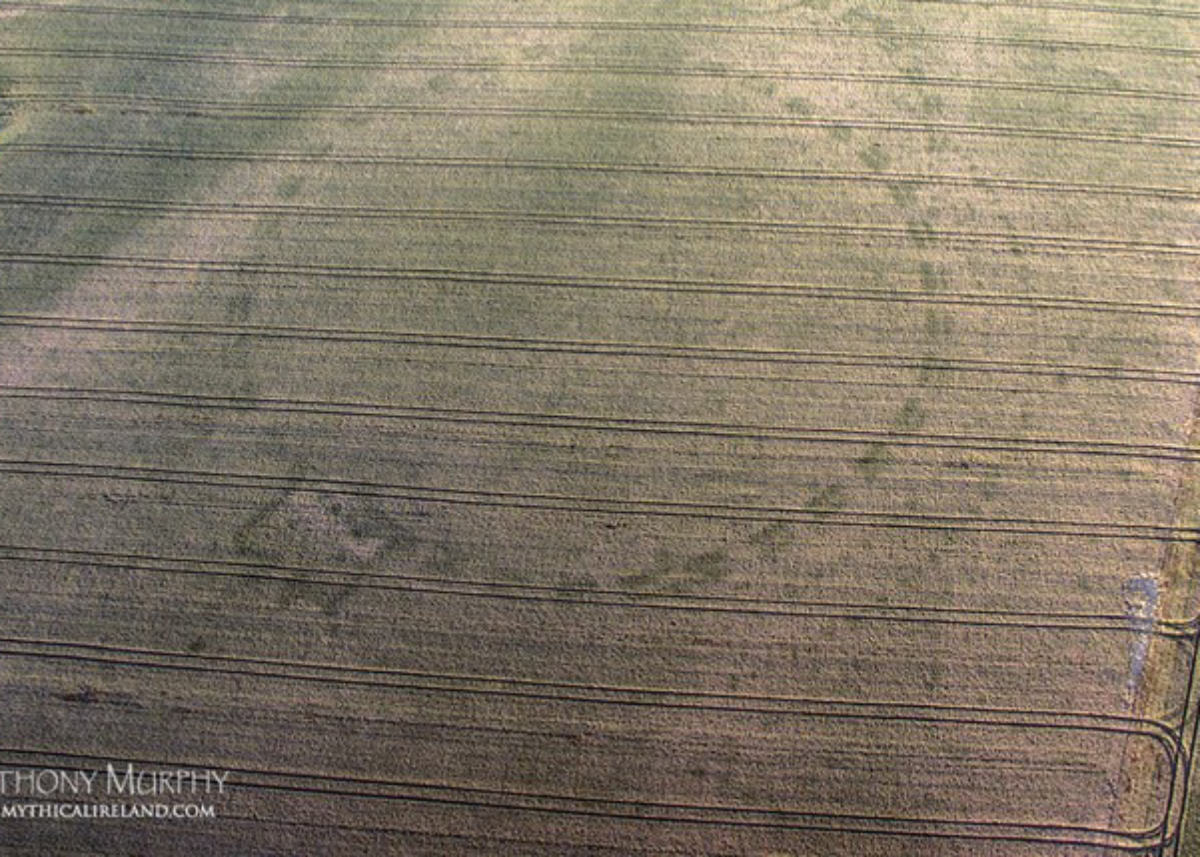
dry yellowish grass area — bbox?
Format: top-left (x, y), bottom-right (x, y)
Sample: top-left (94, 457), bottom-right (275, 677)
top-left (0, 0), bottom-right (1198, 854)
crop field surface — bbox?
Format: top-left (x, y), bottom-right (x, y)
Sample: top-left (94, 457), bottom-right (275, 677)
top-left (0, 0), bottom-right (1199, 854)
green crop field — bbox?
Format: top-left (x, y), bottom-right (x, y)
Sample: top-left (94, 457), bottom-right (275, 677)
top-left (0, 0), bottom-right (1198, 853)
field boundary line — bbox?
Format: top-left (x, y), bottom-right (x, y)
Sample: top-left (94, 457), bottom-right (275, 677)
top-left (1141, 322), bottom-right (1200, 852)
